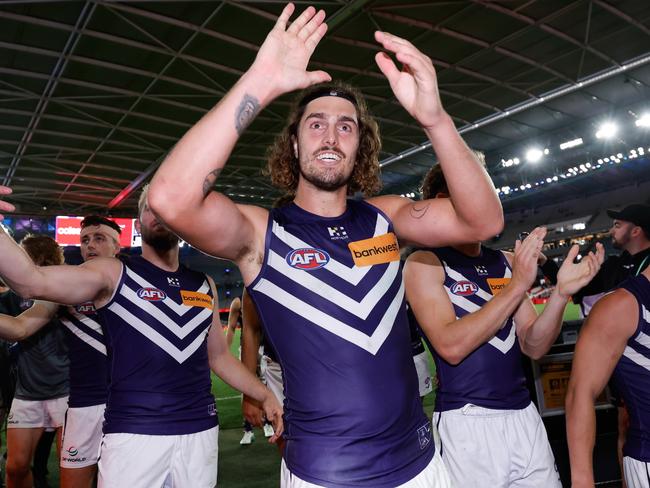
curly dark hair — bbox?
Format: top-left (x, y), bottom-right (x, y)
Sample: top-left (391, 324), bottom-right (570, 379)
top-left (265, 82), bottom-right (382, 197)
top-left (20, 234), bottom-right (64, 267)
top-left (420, 150), bottom-right (486, 200)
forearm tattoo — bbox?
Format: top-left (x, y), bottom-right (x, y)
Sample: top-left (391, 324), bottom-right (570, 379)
top-left (409, 202), bottom-right (430, 220)
top-left (235, 94), bottom-right (260, 135)
top-left (202, 168), bottom-right (222, 197)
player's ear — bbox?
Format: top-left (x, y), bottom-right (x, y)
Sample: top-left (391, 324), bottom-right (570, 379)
top-left (291, 136), bottom-right (298, 159)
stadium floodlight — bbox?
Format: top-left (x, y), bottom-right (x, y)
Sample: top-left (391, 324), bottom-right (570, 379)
top-left (596, 122), bottom-right (618, 139)
top-left (635, 113), bottom-right (650, 128)
top-left (560, 138), bottom-right (583, 150)
top-left (525, 148), bottom-right (545, 163)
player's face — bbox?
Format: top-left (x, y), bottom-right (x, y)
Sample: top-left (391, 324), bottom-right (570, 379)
top-left (80, 226), bottom-right (119, 261)
top-left (295, 96), bottom-right (359, 193)
top-left (139, 203), bottom-right (179, 251)
top-left (610, 219), bottom-right (634, 250)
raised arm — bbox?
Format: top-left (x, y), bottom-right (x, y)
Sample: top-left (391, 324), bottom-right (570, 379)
top-left (0, 222), bottom-right (116, 306)
top-left (404, 229), bottom-right (545, 365)
top-left (0, 301), bottom-right (59, 341)
top-left (515, 243), bottom-right (604, 360)
top-left (370, 32), bottom-right (503, 246)
top-left (240, 289), bottom-right (265, 427)
top-left (148, 4), bottom-right (330, 262)
top-left (566, 290), bottom-right (636, 488)
top-left (206, 280), bottom-right (282, 441)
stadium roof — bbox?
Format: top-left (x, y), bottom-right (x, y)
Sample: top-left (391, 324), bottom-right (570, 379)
top-left (1, 0), bottom-right (649, 217)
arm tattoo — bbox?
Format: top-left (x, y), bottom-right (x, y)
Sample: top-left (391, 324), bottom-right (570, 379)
top-left (202, 168), bottom-right (222, 197)
top-left (235, 94), bottom-right (260, 135)
top-left (409, 202), bottom-right (430, 220)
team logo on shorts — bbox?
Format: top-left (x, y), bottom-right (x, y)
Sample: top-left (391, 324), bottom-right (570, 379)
top-left (450, 280), bottom-right (479, 296)
top-left (137, 287), bottom-right (167, 301)
top-left (286, 248), bottom-right (330, 270)
top-left (66, 447), bottom-right (79, 456)
top-left (416, 423), bottom-right (432, 450)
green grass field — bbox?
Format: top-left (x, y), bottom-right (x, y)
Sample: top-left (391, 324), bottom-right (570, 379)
top-left (2, 301), bottom-right (579, 487)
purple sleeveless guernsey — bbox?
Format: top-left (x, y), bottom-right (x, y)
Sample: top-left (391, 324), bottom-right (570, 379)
top-left (97, 256), bottom-right (217, 435)
top-left (248, 200), bottom-right (434, 488)
top-left (58, 302), bottom-right (109, 408)
top-left (428, 246), bottom-right (530, 411)
top-left (612, 274), bottom-right (650, 462)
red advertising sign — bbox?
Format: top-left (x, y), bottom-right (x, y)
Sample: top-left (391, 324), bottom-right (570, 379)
top-left (55, 216), bottom-right (135, 248)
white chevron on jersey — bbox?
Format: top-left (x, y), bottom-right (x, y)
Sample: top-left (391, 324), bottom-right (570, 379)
top-left (271, 213), bottom-right (389, 286)
top-left (442, 261), bottom-right (516, 354)
top-left (69, 307), bottom-right (104, 334)
top-left (107, 302), bottom-right (210, 363)
top-left (488, 324), bottom-right (517, 354)
top-left (253, 278), bottom-right (404, 355)
top-left (60, 317), bottom-right (107, 355)
top-left (643, 305), bottom-right (650, 325)
top-left (624, 345), bottom-right (650, 372)
top-left (267, 249), bottom-right (399, 319)
top-left (118, 284), bottom-right (212, 340)
top-left (635, 330), bottom-right (650, 350)
top-left (124, 267), bottom-right (210, 317)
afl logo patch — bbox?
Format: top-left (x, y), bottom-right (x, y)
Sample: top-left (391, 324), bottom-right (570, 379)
top-left (137, 287), bottom-right (167, 301)
top-left (451, 280), bottom-right (479, 296)
top-left (286, 248), bottom-right (330, 270)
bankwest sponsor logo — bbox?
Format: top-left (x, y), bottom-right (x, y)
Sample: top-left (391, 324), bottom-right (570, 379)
top-left (487, 278), bottom-right (510, 296)
top-left (181, 290), bottom-right (213, 309)
top-left (137, 287), bottom-right (167, 301)
top-left (451, 280), bottom-right (479, 296)
top-left (286, 248), bottom-right (330, 270)
top-left (347, 232), bottom-right (399, 267)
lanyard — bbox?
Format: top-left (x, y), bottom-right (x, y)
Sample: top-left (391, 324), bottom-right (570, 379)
top-left (636, 254), bottom-right (650, 277)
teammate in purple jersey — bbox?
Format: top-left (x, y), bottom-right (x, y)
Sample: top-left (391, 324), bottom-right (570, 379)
top-left (0, 186), bottom-right (282, 488)
top-left (567, 266), bottom-right (650, 488)
top-left (0, 216), bottom-right (120, 488)
top-left (148, 4), bottom-right (502, 486)
top-left (404, 163), bottom-right (603, 487)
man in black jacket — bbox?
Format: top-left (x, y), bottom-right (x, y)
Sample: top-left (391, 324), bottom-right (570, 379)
top-left (573, 204), bottom-right (650, 314)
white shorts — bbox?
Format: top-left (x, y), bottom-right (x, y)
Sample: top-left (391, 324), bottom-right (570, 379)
top-left (623, 456), bottom-right (650, 488)
top-left (413, 351), bottom-right (433, 397)
top-left (262, 355), bottom-right (285, 405)
top-left (434, 402), bottom-right (561, 488)
top-left (60, 403), bottom-right (105, 468)
top-left (280, 450), bottom-right (451, 488)
top-left (97, 426), bottom-right (219, 488)
top-left (7, 396), bottom-right (68, 429)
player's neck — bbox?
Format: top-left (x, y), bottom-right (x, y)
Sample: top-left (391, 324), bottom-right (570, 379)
top-left (453, 242), bottom-right (481, 257)
top-left (141, 243), bottom-right (180, 272)
top-left (625, 240), bottom-right (650, 256)
top-left (294, 181), bottom-right (348, 218)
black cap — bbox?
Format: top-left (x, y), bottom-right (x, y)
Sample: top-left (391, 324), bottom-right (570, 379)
top-left (607, 204), bottom-right (650, 232)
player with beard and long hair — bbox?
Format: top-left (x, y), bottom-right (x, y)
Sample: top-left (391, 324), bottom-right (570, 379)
top-left (148, 4), bottom-right (503, 487)
top-left (0, 185), bottom-right (283, 488)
